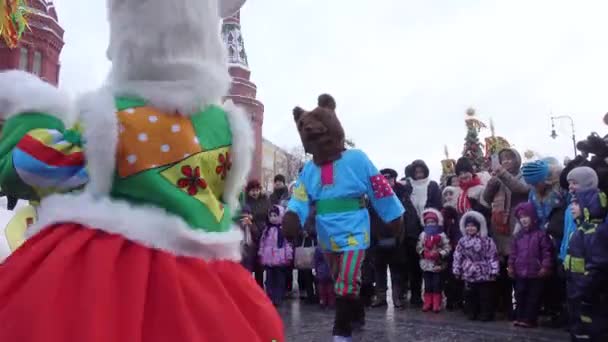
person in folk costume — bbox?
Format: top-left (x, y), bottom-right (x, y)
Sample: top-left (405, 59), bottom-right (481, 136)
top-left (283, 94), bottom-right (404, 342)
top-left (0, 1), bottom-right (284, 341)
top-left (454, 157), bottom-right (491, 219)
top-left (483, 147), bottom-right (530, 318)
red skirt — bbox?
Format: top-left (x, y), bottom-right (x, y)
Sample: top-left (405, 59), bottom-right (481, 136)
top-left (0, 223), bottom-right (284, 342)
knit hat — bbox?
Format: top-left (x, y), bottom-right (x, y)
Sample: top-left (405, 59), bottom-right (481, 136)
top-left (567, 166), bottom-right (599, 192)
top-left (380, 168), bottom-right (398, 179)
top-left (514, 202), bottom-right (538, 224)
top-left (522, 160), bottom-right (550, 185)
top-left (455, 157), bottom-right (474, 176)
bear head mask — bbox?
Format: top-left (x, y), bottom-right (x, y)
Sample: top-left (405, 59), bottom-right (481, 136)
top-left (293, 94), bottom-right (345, 165)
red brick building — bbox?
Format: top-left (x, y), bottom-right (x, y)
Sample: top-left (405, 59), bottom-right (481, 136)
top-left (0, 0), bottom-right (64, 85)
top-left (222, 12), bottom-right (264, 181)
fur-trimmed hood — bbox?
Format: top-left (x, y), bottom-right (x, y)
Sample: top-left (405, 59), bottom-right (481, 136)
top-left (459, 211), bottom-right (488, 238)
top-left (421, 208), bottom-right (444, 226)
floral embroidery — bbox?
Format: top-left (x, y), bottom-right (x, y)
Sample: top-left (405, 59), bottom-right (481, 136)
top-left (215, 152), bottom-right (232, 180)
top-left (177, 165), bottom-right (208, 196)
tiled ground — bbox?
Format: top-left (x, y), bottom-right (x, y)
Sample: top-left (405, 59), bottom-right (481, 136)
top-left (278, 300), bottom-right (570, 342)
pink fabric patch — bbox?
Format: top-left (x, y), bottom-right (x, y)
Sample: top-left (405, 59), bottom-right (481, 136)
top-left (371, 174), bottom-right (394, 199)
top-left (321, 164), bottom-right (334, 186)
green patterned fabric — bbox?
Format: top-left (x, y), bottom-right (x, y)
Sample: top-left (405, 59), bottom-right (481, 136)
top-left (110, 97), bottom-right (234, 232)
top-left (0, 113), bottom-right (66, 200)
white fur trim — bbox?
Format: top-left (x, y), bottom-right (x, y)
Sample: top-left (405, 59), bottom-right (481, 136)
top-left (106, 0), bottom-right (231, 116)
top-left (0, 70), bottom-right (74, 124)
top-left (459, 211), bottom-right (488, 238)
top-left (421, 208), bottom-right (444, 226)
top-left (108, 63), bottom-right (231, 116)
top-left (77, 89), bottom-right (118, 196)
top-left (223, 100), bottom-right (254, 211)
top-left (26, 192), bottom-right (243, 261)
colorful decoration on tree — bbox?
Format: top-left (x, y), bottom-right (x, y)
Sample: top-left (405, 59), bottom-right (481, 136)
top-left (484, 118), bottom-right (510, 158)
top-left (462, 107), bottom-right (487, 170)
top-left (0, 0), bottom-right (29, 49)
top-left (441, 145), bottom-right (456, 177)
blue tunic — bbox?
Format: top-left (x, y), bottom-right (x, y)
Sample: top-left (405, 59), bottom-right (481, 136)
top-left (287, 149), bottom-right (404, 252)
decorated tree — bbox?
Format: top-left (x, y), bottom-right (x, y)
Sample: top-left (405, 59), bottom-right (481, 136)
top-left (462, 107), bottom-right (487, 171)
top-left (440, 145), bottom-right (456, 186)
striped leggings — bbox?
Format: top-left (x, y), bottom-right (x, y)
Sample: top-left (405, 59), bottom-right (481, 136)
top-left (325, 249), bottom-right (365, 297)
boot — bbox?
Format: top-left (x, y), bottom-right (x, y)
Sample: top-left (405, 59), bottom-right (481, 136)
top-left (432, 293), bottom-right (442, 313)
top-left (422, 293), bottom-right (433, 312)
top-left (333, 297), bottom-right (353, 338)
top-left (351, 298), bottom-right (366, 331)
top-left (371, 288), bottom-right (387, 308)
top-left (410, 292), bottom-right (423, 307)
top-left (392, 284), bottom-right (403, 309)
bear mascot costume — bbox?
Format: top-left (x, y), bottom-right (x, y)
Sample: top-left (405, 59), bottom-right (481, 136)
top-left (0, 0), bottom-right (284, 341)
top-left (283, 94), bottom-right (404, 341)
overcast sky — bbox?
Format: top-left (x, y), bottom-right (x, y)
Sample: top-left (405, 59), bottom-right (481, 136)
top-left (53, 0), bottom-right (608, 180)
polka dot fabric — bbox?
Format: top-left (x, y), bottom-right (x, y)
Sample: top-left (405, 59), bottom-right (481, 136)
top-left (370, 174), bottom-right (394, 199)
top-left (116, 106), bottom-right (203, 177)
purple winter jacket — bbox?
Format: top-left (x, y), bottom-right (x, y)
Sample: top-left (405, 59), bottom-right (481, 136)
top-left (452, 211), bottom-right (500, 283)
top-left (508, 223), bottom-right (553, 279)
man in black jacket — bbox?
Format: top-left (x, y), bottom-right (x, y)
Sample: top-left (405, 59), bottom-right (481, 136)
top-left (369, 169), bottom-right (409, 308)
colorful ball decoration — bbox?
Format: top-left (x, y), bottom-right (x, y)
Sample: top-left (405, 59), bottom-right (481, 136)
top-left (0, 0), bottom-right (29, 49)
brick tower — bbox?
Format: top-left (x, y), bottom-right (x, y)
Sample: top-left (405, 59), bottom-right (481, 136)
top-left (0, 0), bottom-right (64, 85)
top-left (222, 11), bottom-right (264, 181)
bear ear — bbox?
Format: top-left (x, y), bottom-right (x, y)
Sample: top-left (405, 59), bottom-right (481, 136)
top-left (318, 94), bottom-right (336, 110)
top-left (293, 107), bottom-right (305, 122)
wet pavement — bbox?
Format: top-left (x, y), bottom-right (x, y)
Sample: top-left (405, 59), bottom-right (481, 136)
top-left (278, 300), bottom-right (570, 342)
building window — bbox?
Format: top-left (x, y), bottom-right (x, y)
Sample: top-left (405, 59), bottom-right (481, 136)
top-left (18, 48), bottom-right (28, 70)
top-left (32, 51), bottom-right (42, 75)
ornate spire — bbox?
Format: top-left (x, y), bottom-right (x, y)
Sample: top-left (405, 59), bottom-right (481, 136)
top-left (222, 12), bottom-right (248, 68)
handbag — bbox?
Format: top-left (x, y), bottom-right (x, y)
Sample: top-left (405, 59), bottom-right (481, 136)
top-left (294, 237), bottom-right (315, 270)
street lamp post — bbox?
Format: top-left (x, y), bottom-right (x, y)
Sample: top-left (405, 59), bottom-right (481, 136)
top-left (550, 115), bottom-right (577, 158)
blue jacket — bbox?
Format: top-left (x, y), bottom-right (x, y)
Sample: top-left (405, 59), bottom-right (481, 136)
top-left (564, 189), bottom-right (608, 301)
top-left (559, 203), bottom-right (577, 262)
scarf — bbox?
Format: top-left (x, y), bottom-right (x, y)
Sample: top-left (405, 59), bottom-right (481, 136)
top-left (424, 224), bottom-right (442, 236)
top-left (457, 176), bottom-right (482, 214)
top-left (529, 188), bottom-right (563, 230)
top-left (411, 178), bottom-right (430, 219)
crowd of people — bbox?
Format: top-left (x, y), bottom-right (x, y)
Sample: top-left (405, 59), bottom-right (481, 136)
top-left (238, 147), bottom-right (608, 341)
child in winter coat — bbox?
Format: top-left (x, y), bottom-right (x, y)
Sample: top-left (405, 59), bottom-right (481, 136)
top-left (453, 211), bottom-right (499, 321)
top-left (259, 205), bottom-right (294, 306)
top-left (417, 208), bottom-right (452, 313)
top-left (508, 202), bottom-right (553, 328)
top-left (314, 246), bottom-right (335, 309)
top-left (564, 167), bottom-right (608, 341)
